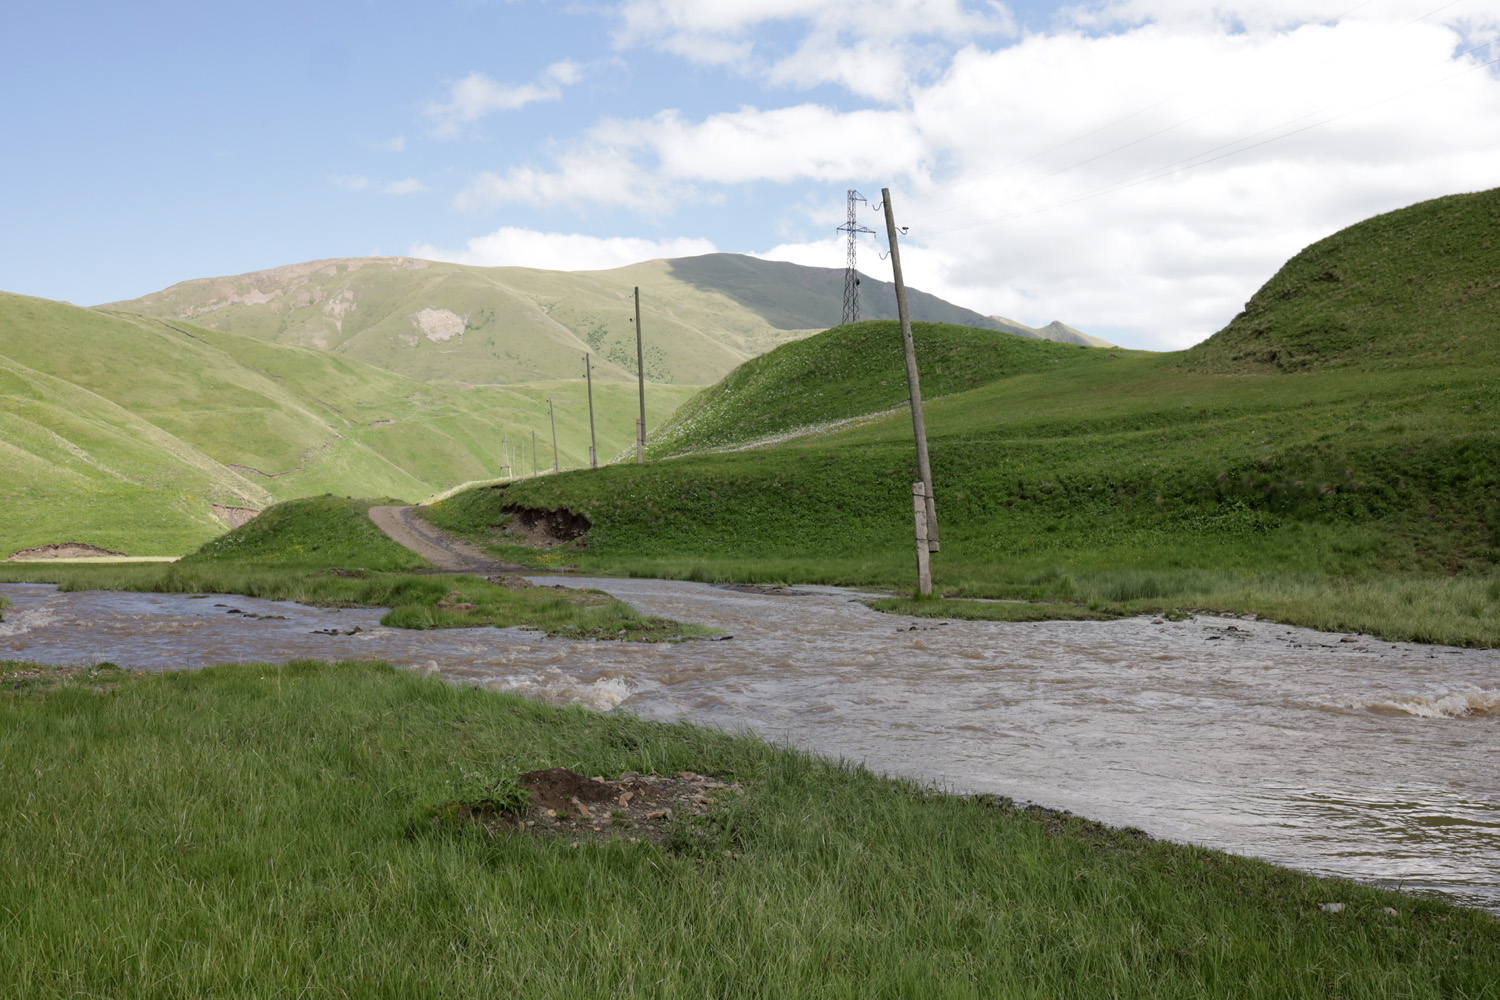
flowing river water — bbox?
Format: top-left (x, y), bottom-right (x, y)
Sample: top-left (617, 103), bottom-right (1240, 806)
top-left (3, 578), bottom-right (1497, 913)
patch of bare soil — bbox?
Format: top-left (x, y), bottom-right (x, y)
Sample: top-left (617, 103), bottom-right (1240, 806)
top-left (8, 543), bottom-right (127, 561)
top-left (212, 505), bottom-right (260, 528)
top-left (2, 662), bottom-right (137, 694)
top-left (500, 505), bottom-right (592, 548)
top-left (427, 767), bottom-right (745, 849)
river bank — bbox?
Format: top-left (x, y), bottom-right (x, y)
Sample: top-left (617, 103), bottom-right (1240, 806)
top-left (2, 656), bottom-right (1495, 999)
top-left (3, 577), bottom-right (1497, 914)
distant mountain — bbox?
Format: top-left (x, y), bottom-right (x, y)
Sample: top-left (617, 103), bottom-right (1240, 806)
top-left (987, 315), bottom-right (1116, 348)
top-left (105, 253), bottom-right (1108, 387)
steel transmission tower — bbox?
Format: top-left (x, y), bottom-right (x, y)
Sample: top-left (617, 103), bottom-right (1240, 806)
top-left (837, 189), bottom-right (875, 325)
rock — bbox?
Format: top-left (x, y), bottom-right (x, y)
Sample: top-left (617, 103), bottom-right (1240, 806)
top-left (1320, 902), bottom-right (1345, 913)
top-left (1382, 907), bottom-right (1399, 917)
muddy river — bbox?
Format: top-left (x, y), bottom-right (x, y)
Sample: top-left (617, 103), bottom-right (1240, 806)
top-left (3, 578), bottom-right (1497, 912)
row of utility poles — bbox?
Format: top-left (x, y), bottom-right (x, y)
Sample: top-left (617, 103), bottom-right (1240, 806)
top-left (493, 189), bottom-right (937, 600)
top-left (498, 287), bottom-right (650, 480)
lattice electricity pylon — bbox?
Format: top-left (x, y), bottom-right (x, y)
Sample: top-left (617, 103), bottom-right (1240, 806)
top-left (837, 189), bottom-right (875, 325)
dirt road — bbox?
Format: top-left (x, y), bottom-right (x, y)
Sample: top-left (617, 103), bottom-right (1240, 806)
top-left (367, 506), bottom-right (524, 574)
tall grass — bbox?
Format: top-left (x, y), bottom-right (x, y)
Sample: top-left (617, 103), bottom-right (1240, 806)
top-left (2, 661), bottom-right (1494, 998)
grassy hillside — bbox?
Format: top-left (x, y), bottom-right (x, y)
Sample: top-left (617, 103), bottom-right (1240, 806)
top-left (1183, 186), bottom-right (1500, 372)
top-left (0, 292), bottom-right (695, 557)
top-left (421, 189), bottom-right (1500, 645)
top-left (106, 254), bottom-right (1108, 388)
top-left (2, 495), bottom-right (707, 640)
top-left (180, 496), bottom-right (427, 572)
top-left (107, 256), bottom-right (791, 387)
top-left (648, 320), bottom-right (1132, 457)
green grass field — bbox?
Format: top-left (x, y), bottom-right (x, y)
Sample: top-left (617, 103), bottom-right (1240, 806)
top-left (420, 189), bottom-right (1500, 646)
top-left (1, 659), bottom-right (1493, 999)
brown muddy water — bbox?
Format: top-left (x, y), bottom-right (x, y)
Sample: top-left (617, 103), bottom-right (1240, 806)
top-left (3, 578), bottom-right (1497, 913)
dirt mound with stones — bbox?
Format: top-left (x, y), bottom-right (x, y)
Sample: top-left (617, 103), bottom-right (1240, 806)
top-left (500, 505), bottom-right (592, 548)
top-left (424, 767), bottom-right (744, 849)
top-left (8, 543), bottom-right (128, 561)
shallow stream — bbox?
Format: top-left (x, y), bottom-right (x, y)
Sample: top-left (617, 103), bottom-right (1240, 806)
top-left (3, 578), bottom-right (1496, 912)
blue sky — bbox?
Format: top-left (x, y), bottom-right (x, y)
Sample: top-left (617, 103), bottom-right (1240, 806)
top-left (4, 0), bottom-right (1499, 348)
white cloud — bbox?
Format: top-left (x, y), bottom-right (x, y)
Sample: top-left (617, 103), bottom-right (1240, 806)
top-left (455, 151), bottom-right (694, 215)
top-left (330, 175), bottom-right (430, 196)
top-left (616, 0), bottom-right (1013, 100)
top-left (328, 174), bottom-right (373, 191)
top-left (370, 136), bottom-right (406, 153)
top-left (455, 104), bottom-right (923, 213)
top-left (383, 178), bottom-right (429, 195)
top-left (427, 60), bottom-right (584, 137)
top-left (445, 3), bottom-right (1500, 348)
top-left (873, 11), bottom-right (1500, 347)
top-left (411, 227), bottom-right (718, 271)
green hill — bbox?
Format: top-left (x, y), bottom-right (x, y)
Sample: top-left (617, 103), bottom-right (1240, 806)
top-left (422, 189), bottom-right (1500, 646)
top-left (106, 254), bottom-right (1108, 387)
top-left (648, 320), bottom-right (1133, 457)
top-left (1182, 187), bottom-right (1500, 372)
top-left (0, 293), bottom-right (694, 557)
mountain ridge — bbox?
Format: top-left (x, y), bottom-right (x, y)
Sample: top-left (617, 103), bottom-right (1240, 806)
top-left (104, 253), bottom-right (1109, 386)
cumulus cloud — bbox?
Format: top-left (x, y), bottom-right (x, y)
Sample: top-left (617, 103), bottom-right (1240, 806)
top-left (427, 60), bottom-right (583, 137)
top-left (411, 227), bottom-right (718, 271)
top-left (454, 104), bottom-right (923, 213)
top-left (442, 2), bottom-right (1500, 348)
top-left (616, 0), bottom-right (1013, 100)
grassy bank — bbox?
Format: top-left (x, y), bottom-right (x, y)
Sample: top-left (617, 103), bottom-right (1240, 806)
top-left (2, 660), bottom-right (1494, 998)
top-left (0, 496), bottom-right (710, 641)
top-left (418, 190), bottom-right (1500, 646)
top-left (420, 356), bottom-right (1500, 645)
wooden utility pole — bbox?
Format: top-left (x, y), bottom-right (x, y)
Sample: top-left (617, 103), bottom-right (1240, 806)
top-left (501, 435), bottom-right (508, 480)
top-left (548, 398), bottom-right (560, 472)
top-left (518, 440), bottom-right (524, 479)
top-left (634, 286), bottom-right (646, 463)
top-left (584, 353), bottom-right (598, 469)
top-left (913, 482), bottom-right (932, 596)
top-left (882, 186), bottom-right (939, 552)
top-left (532, 430), bottom-right (537, 477)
